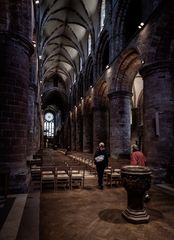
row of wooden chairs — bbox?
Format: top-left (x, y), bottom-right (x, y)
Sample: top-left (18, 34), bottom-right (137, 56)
top-left (68, 154), bottom-right (122, 187)
top-left (68, 155), bottom-right (96, 174)
top-left (104, 167), bottom-right (121, 187)
top-left (30, 150), bottom-right (122, 190)
top-left (31, 165), bottom-right (85, 191)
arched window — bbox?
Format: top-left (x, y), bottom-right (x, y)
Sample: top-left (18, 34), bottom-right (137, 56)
top-left (88, 34), bottom-right (91, 55)
top-left (96, 32), bottom-right (109, 75)
top-left (100, 0), bottom-right (106, 32)
top-left (44, 112), bottom-right (54, 137)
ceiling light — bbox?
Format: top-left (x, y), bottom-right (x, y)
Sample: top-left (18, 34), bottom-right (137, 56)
top-left (35, 0), bottom-right (39, 4)
top-left (32, 41), bottom-right (36, 48)
top-left (138, 22), bottom-right (144, 29)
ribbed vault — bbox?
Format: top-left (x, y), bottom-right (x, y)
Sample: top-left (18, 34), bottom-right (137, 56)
top-left (38, 0), bottom-right (98, 122)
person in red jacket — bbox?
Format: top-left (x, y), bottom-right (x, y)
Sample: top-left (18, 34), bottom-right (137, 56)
top-left (130, 144), bottom-right (146, 166)
top-left (130, 144), bottom-right (150, 202)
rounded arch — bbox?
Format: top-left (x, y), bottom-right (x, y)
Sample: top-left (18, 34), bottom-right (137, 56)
top-left (110, 48), bottom-right (143, 93)
top-left (94, 78), bottom-right (109, 109)
top-left (42, 88), bottom-right (68, 118)
top-left (83, 95), bottom-right (93, 153)
top-left (143, 1), bottom-right (174, 62)
top-left (97, 81), bottom-right (109, 109)
top-left (95, 30), bottom-right (110, 76)
top-left (43, 73), bottom-right (67, 91)
top-left (112, 0), bottom-right (142, 53)
top-left (137, 90), bottom-right (143, 127)
top-left (108, 48), bottom-right (144, 158)
top-left (93, 79), bottom-right (110, 151)
top-left (84, 56), bottom-right (94, 91)
top-left (77, 73), bottom-right (84, 100)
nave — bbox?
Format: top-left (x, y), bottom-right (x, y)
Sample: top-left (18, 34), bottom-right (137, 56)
top-left (1, 149), bottom-right (174, 240)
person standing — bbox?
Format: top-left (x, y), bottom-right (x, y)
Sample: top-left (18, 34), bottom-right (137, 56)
top-left (130, 144), bottom-right (150, 201)
top-left (65, 146), bottom-right (71, 155)
top-left (130, 144), bottom-right (146, 166)
top-left (94, 142), bottom-right (109, 190)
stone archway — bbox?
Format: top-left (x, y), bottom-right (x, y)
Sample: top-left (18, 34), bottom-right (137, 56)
top-left (138, 0), bottom-right (174, 182)
top-left (108, 0), bottom-right (174, 182)
top-left (93, 80), bottom-right (109, 151)
top-left (83, 97), bottom-right (93, 153)
top-left (131, 74), bottom-right (144, 150)
top-left (109, 49), bottom-right (143, 159)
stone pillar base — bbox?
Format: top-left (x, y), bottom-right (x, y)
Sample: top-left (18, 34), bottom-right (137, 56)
top-left (122, 208), bottom-right (150, 224)
top-left (6, 164), bottom-right (31, 194)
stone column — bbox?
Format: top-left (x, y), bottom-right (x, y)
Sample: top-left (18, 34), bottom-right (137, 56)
top-left (83, 108), bottom-right (93, 153)
top-left (76, 106), bottom-right (83, 151)
top-left (93, 107), bottom-right (108, 151)
top-left (140, 61), bottom-right (174, 183)
top-left (27, 53), bottom-right (41, 156)
top-left (108, 91), bottom-right (132, 159)
top-left (0, 0), bottom-right (33, 193)
top-left (71, 110), bottom-right (76, 151)
top-left (27, 82), bottom-right (37, 158)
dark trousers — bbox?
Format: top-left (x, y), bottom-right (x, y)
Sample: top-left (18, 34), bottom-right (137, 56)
top-left (96, 163), bottom-right (105, 186)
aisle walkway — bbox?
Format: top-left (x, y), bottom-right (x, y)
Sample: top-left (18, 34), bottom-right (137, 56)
top-left (1, 149), bottom-right (174, 240)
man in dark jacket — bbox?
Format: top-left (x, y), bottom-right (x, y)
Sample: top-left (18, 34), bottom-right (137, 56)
top-left (94, 142), bottom-right (109, 190)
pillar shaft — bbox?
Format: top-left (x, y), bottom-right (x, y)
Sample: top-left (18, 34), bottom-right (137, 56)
top-left (108, 91), bottom-right (132, 158)
top-left (70, 111), bottom-right (76, 151)
top-left (140, 61), bottom-right (174, 182)
top-left (0, 0), bottom-right (33, 193)
top-left (76, 107), bottom-right (83, 151)
top-left (83, 109), bottom-right (93, 153)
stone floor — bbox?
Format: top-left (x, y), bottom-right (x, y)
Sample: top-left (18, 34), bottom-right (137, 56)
top-left (39, 182), bottom-right (174, 240)
top-left (0, 149), bottom-right (174, 240)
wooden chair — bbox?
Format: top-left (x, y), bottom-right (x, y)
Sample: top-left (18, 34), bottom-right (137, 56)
top-left (69, 166), bottom-right (85, 190)
top-left (107, 168), bottom-right (121, 187)
top-left (55, 167), bottom-right (70, 190)
top-left (103, 166), bottom-right (112, 185)
top-left (40, 166), bottom-right (55, 192)
top-left (30, 165), bottom-right (41, 181)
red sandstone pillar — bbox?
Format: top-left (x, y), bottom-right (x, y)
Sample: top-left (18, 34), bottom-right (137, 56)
top-left (0, 0), bottom-right (33, 192)
top-left (140, 61), bottom-right (174, 183)
top-left (108, 91), bottom-right (132, 159)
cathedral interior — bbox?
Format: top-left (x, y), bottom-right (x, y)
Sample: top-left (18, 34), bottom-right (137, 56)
top-left (0, 0), bottom-right (174, 239)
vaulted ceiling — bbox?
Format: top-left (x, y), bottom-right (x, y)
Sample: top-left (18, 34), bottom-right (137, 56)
top-left (36, 0), bottom-right (99, 115)
top-left (38, 0), bottom-right (98, 86)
